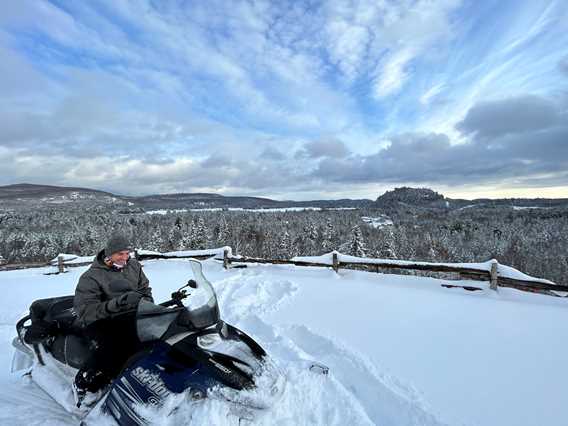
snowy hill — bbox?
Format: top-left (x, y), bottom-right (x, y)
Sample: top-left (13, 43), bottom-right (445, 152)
top-left (1, 259), bottom-right (567, 425)
top-left (0, 183), bottom-right (372, 211)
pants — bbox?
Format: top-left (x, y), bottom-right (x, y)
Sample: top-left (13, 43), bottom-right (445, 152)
top-left (76, 312), bottom-right (141, 391)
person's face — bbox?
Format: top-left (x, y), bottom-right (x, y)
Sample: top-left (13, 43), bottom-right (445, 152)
top-left (110, 250), bottom-right (130, 266)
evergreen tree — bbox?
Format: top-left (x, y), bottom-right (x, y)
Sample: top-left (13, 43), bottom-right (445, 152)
top-left (348, 225), bottom-right (366, 257)
top-left (179, 220), bottom-right (194, 250)
top-left (217, 216), bottom-right (230, 245)
top-left (148, 227), bottom-right (165, 252)
top-left (320, 218), bottom-right (335, 252)
top-left (278, 230), bottom-right (292, 259)
top-left (193, 217), bottom-right (209, 249)
top-left (377, 228), bottom-right (397, 259)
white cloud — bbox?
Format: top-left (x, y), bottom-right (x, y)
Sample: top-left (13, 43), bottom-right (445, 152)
top-left (322, 0), bottom-right (461, 97)
top-left (325, 20), bottom-right (371, 80)
top-left (420, 83), bottom-right (446, 106)
top-left (373, 47), bottom-right (416, 98)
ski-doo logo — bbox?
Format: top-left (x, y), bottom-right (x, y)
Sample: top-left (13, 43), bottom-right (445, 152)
top-left (131, 367), bottom-right (171, 401)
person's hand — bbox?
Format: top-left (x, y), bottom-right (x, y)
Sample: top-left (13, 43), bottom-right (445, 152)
top-left (171, 290), bottom-right (186, 300)
top-left (118, 291), bottom-right (143, 309)
top-left (106, 291), bottom-right (143, 313)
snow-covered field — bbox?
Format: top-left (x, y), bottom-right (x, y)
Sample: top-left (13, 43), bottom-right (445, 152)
top-left (1, 259), bottom-right (567, 425)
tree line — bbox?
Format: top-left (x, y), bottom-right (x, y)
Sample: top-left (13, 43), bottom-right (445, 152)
top-left (1, 206), bottom-right (567, 285)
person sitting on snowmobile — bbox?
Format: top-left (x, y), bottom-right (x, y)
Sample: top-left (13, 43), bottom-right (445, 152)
top-left (72, 234), bottom-right (153, 406)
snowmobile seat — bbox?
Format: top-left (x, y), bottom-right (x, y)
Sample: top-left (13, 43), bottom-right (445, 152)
top-left (24, 295), bottom-right (80, 344)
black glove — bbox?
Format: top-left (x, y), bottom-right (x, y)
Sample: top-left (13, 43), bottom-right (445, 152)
top-left (106, 291), bottom-right (143, 313)
top-left (171, 290), bottom-right (184, 300)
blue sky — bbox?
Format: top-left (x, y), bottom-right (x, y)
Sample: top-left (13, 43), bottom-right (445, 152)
top-left (0, 0), bottom-right (567, 200)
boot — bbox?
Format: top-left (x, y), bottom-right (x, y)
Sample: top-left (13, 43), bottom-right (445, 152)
top-left (73, 369), bottom-right (110, 408)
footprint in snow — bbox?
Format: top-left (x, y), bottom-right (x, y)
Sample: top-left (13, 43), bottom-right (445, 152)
top-left (214, 274), bottom-right (298, 323)
top-left (279, 324), bottom-right (449, 426)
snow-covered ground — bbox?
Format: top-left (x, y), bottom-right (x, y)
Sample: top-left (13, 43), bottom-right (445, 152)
top-left (146, 207), bottom-right (357, 214)
top-left (361, 215), bottom-right (393, 229)
top-left (1, 259), bottom-right (567, 425)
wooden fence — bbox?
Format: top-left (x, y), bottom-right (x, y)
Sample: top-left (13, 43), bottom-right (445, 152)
top-left (2, 247), bottom-right (566, 297)
top-left (219, 249), bottom-right (568, 297)
top-left (0, 251), bottom-right (220, 273)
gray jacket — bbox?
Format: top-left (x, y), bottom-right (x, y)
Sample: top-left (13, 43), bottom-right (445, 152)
top-left (74, 250), bottom-right (153, 327)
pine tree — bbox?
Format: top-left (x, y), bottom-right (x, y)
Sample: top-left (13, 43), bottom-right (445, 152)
top-left (217, 216), bottom-right (230, 245)
top-left (166, 226), bottom-right (181, 251)
top-left (377, 228), bottom-right (397, 259)
top-left (193, 217), bottom-right (209, 250)
top-left (348, 225), bottom-right (366, 257)
top-left (278, 230), bottom-right (292, 259)
top-left (148, 227), bottom-right (165, 252)
top-left (321, 218), bottom-right (335, 252)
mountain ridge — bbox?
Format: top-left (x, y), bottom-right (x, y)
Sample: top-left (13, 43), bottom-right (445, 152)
top-left (1, 183), bottom-right (567, 211)
top-left (0, 183), bottom-right (374, 210)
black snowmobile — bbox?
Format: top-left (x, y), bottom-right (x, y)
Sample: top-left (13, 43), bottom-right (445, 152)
top-left (12, 259), bottom-right (285, 425)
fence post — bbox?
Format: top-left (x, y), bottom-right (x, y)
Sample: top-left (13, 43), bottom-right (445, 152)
top-left (332, 252), bottom-right (339, 273)
top-left (58, 255), bottom-right (65, 274)
top-left (490, 259), bottom-right (498, 291)
top-left (223, 248), bottom-right (230, 269)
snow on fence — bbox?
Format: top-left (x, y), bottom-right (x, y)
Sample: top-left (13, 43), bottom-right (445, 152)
top-left (2, 246), bottom-right (565, 297)
top-left (0, 248), bottom-right (229, 273)
top-left (221, 249), bottom-right (568, 297)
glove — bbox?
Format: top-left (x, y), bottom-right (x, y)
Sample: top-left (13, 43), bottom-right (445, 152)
top-left (119, 291), bottom-right (143, 308)
top-left (171, 290), bottom-right (184, 300)
top-left (106, 291), bottom-right (143, 313)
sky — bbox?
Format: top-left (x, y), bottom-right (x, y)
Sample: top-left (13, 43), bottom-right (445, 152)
top-left (0, 0), bottom-right (567, 201)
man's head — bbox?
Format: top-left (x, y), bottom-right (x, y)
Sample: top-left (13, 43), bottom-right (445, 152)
top-left (105, 235), bottom-right (132, 266)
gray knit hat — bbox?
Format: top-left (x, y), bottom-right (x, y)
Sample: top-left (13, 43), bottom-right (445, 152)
top-left (105, 234), bottom-right (132, 257)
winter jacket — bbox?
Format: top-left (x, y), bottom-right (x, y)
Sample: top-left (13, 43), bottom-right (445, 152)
top-left (74, 250), bottom-right (153, 327)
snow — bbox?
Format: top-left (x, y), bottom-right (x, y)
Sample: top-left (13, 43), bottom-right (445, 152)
top-left (457, 204), bottom-right (478, 210)
top-left (49, 247), bottom-right (230, 266)
top-left (292, 252), bottom-right (554, 284)
top-left (146, 207), bottom-right (357, 214)
top-left (137, 246), bottom-right (232, 257)
top-left (511, 206), bottom-right (551, 210)
top-left (49, 254), bottom-right (94, 265)
top-left (1, 259), bottom-right (567, 425)
top-left (361, 216), bottom-right (393, 229)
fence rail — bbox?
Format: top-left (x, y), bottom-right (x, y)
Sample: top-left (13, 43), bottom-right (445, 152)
top-left (0, 251), bottom-right (219, 273)
top-left (220, 250), bottom-right (568, 296)
top-left (1, 247), bottom-right (566, 297)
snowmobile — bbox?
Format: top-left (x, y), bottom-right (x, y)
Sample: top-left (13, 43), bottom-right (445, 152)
top-left (11, 259), bottom-right (286, 425)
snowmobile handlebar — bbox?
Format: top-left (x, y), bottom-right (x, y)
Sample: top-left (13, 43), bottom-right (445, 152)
top-left (158, 279), bottom-right (197, 308)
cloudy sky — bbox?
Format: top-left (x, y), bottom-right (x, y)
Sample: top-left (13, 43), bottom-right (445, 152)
top-left (1, 0), bottom-right (567, 200)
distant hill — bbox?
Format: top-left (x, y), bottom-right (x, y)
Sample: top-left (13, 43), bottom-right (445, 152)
top-left (2, 183), bottom-right (566, 212)
top-left (0, 183), bottom-right (125, 209)
top-left (375, 186), bottom-right (568, 211)
top-left (0, 183), bottom-right (374, 211)
top-left (376, 187), bottom-right (446, 208)
top-left (0, 183), bottom-right (115, 199)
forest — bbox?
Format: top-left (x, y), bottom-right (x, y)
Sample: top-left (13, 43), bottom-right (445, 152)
top-left (1, 204), bottom-right (567, 286)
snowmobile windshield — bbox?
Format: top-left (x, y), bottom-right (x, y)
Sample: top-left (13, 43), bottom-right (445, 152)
top-left (136, 260), bottom-right (220, 341)
top-left (178, 259), bottom-right (220, 329)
